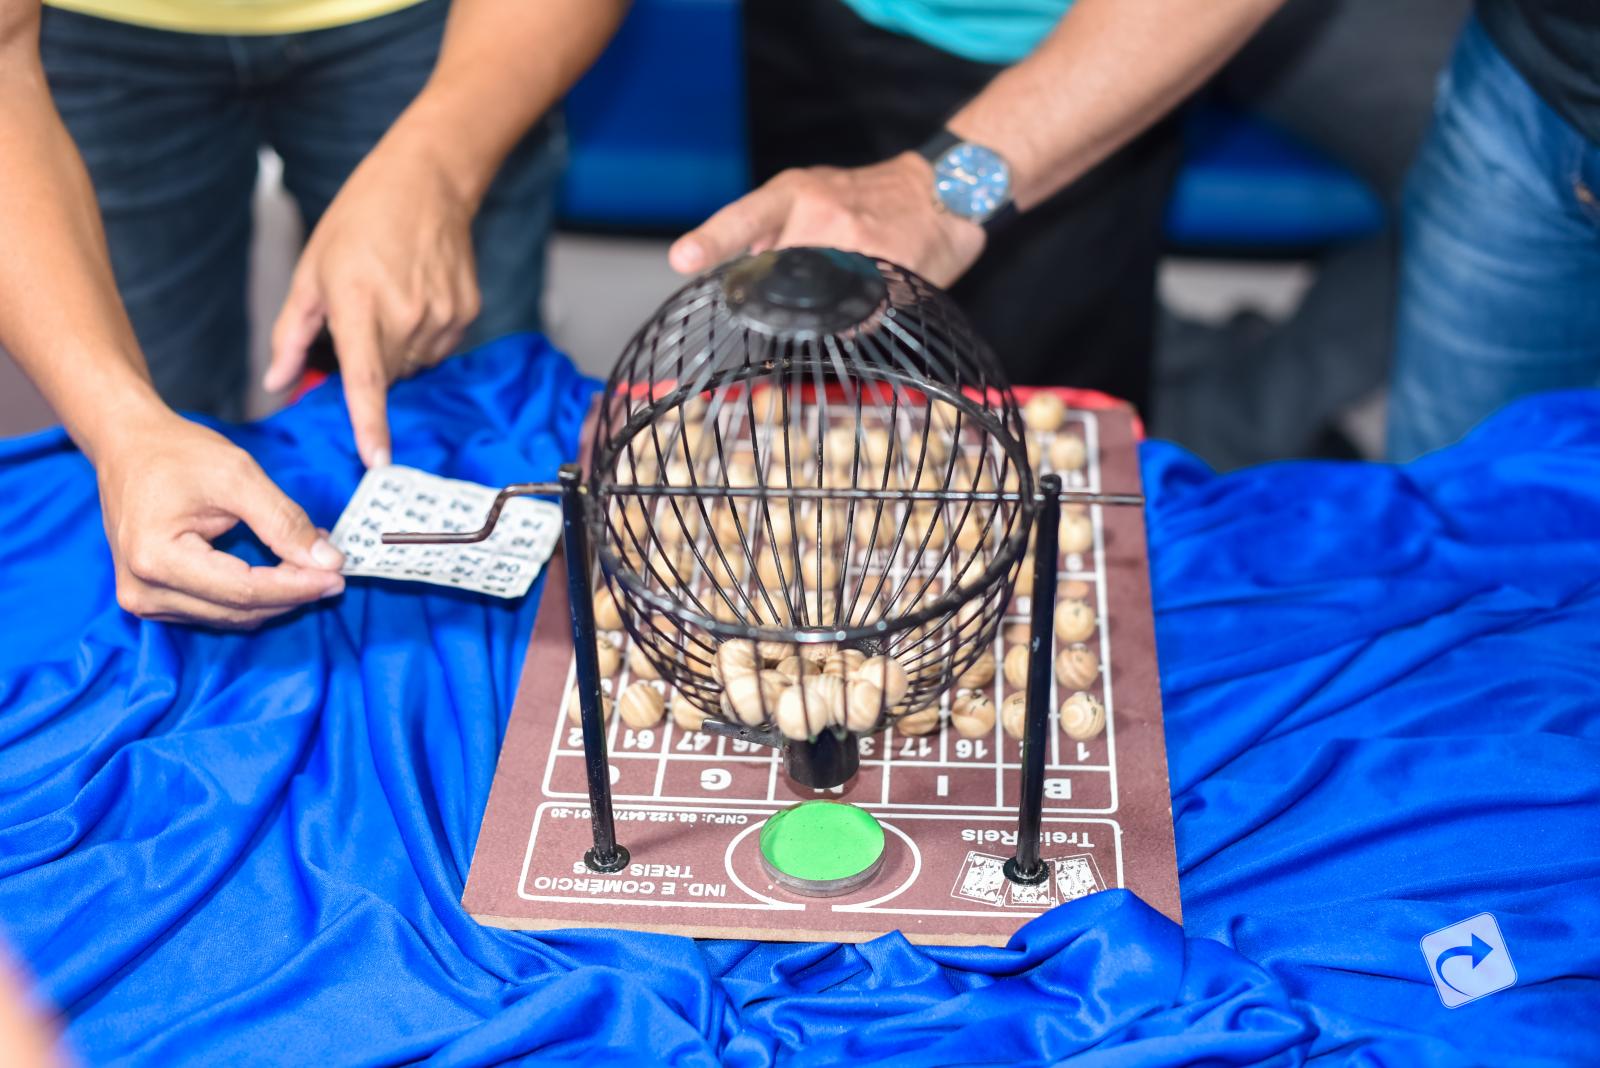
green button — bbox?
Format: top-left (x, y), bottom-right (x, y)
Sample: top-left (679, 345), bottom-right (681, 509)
top-left (759, 800), bottom-right (885, 895)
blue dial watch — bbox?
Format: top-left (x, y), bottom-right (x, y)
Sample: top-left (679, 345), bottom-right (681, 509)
top-left (917, 129), bottom-right (1017, 231)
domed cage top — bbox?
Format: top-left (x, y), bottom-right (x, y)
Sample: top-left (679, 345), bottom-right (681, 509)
top-left (588, 249), bottom-right (1036, 739)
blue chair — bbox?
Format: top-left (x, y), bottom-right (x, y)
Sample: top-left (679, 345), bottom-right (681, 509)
top-left (558, 0), bottom-right (748, 231)
top-left (1165, 103), bottom-right (1385, 252)
top-left (559, 0), bottom-right (1388, 251)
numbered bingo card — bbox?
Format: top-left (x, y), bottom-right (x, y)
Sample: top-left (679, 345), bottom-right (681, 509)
top-left (329, 465), bottom-right (561, 598)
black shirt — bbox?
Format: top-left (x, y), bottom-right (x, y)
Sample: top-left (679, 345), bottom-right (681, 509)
top-left (1478, 0), bottom-right (1600, 145)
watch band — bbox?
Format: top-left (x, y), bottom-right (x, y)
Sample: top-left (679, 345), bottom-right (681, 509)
top-left (982, 200), bottom-right (1019, 233)
top-left (914, 128), bottom-right (1018, 234)
top-left (915, 128), bottom-right (963, 165)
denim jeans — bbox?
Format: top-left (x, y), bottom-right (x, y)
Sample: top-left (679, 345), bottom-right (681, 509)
top-left (1388, 15), bottom-right (1600, 462)
top-left (39, 0), bottom-right (565, 420)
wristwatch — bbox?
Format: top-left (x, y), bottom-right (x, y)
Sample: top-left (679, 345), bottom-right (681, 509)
top-left (916, 129), bottom-right (1018, 232)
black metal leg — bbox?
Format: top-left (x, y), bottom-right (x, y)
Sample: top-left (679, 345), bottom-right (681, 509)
top-left (560, 464), bottom-right (630, 874)
top-left (1006, 474), bottom-right (1061, 886)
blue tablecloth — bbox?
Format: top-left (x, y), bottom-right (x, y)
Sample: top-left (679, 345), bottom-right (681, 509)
top-left (1, 336), bottom-right (1596, 1066)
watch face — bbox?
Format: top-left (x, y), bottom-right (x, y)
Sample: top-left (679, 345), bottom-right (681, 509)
top-left (932, 142), bottom-right (1011, 222)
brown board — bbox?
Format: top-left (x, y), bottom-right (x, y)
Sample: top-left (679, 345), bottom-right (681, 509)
top-left (462, 396), bottom-right (1179, 945)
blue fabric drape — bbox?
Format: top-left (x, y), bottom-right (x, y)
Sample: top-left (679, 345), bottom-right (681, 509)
top-left (1, 335), bottom-right (1595, 1066)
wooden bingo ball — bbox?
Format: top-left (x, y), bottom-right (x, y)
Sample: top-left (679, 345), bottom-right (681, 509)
top-left (795, 587), bottom-right (835, 624)
top-left (929, 397), bottom-right (962, 433)
top-left (951, 692), bottom-right (996, 738)
top-left (1059, 512), bottom-right (1094, 556)
top-left (952, 598), bottom-right (986, 642)
top-left (657, 504), bottom-right (703, 547)
top-left (725, 458), bottom-right (758, 488)
top-left (1049, 434), bottom-right (1087, 471)
top-left (754, 547), bottom-right (785, 589)
top-left (725, 670), bottom-right (787, 727)
top-left (956, 650), bottom-right (996, 690)
top-left (863, 427), bottom-right (891, 465)
top-left (619, 682), bottom-right (666, 729)
top-left (706, 549), bottom-right (749, 585)
top-left (763, 505), bottom-right (800, 547)
top-left (806, 503), bottom-right (849, 547)
top-left (859, 655), bottom-right (909, 706)
top-left (1060, 691), bottom-right (1106, 740)
top-left (593, 584), bottom-right (624, 630)
top-left (793, 551), bottom-right (840, 592)
top-left (1054, 597), bottom-right (1097, 643)
top-left (614, 451), bottom-right (654, 485)
top-left (594, 634), bottom-right (622, 678)
top-left (758, 640), bottom-right (795, 664)
top-left (714, 639), bottom-right (761, 683)
top-left (628, 644), bottom-right (662, 680)
top-left (905, 507), bottom-right (947, 551)
top-left (774, 655), bottom-right (803, 683)
top-left (819, 462), bottom-right (854, 490)
top-left (1000, 691), bottom-right (1028, 740)
top-left (678, 393), bottom-right (710, 423)
top-left (671, 691), bottom-right (708, 732)
top-left (797, 641), bottom-right (836, 665)
top-left (1055, 644), bottom-right (1100, 690)
top-left (567, 684), bottom-right (614, 725)
top-left (895, 705), bottom-right (941, 736)
top-left (662, 459), bottom-right (694, 488)
top-left (823, 649), bottom-right (866, 677)
top-left (1022, 391), bottom-right (1066, 432)
top-left (647, 543), bottom-right (696, 582)
top-left (957, 456), bottom-right (996, 493)
top-left (955, 512), bottom-right (991, 552)
top-left (709, 595), bottom-right (747, 624)
top-left (823, 426), bottom-right (857, 468)
top-left (776, 675), bottom-right (845, 740)
top-left (613, 498), bottom-right (652, 542)
top-left (750, 385), bottom-right (785, 424)
top-left (852, 508), bottom-right (898, 550)
top-left (1002, 644), bottom-right (1031, 689)
top-left (842, 679), bottom-right (884, 732)
top-left (703, 503), bottom-right (734, 545)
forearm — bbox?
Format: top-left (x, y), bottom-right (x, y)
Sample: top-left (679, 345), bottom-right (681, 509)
top-left (949, 0), bottom-right (1285, 210)
top-left (0, 24), bottom-right (167, 463)
top-left (380, 0), bottom-right (630, 206)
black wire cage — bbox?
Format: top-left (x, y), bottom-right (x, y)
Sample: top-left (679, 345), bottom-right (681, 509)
top-left (387, 248), bottom-right (1139, 887)
top-left (591, 249), bottom-right (1034, 775)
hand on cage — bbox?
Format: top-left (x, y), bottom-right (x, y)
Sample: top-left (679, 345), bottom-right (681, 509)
top-left (669, 154), bottom-right (987, 288)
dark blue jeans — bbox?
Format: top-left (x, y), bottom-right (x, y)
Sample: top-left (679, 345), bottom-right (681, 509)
top-left (1388, 15), bottom-right (1600, 461)
top-left (40, 0), bottom-right (564, 420)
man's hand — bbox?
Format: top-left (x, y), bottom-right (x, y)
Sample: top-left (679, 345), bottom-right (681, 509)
top-left (669, 153), bottom-right (986, 287)
top-left (95, 412), bottom-right (346, 629)
top-left (265, 139), bottom-right (480, 469)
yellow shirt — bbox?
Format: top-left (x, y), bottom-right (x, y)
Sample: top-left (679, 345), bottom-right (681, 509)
top-left (43, 0), bottom-right (424, 35)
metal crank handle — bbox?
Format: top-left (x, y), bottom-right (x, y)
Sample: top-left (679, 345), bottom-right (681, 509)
top-left (381, 481), bottom-right (564, 545)
top-left (1054, 490), bottom-right (1143, 507)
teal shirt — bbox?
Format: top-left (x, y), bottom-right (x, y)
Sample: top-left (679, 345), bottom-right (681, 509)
top-left (839, 0), bottom-right (1072, 65)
